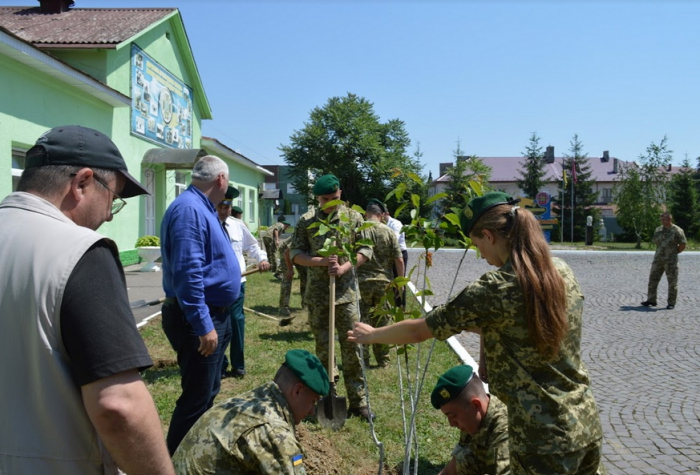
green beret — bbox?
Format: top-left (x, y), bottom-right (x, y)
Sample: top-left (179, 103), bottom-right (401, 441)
top-left (281, 221), bottom-right (291, 226)
top-left (225, 186), bottom-right (240, 200)
top-left (284, 349), bottom-right (329, 396)
top-left (460, 192), bottom-right (519, 235)
top-left (312, 174), bottom-right (340, 196)
top-left (431, 365), bottom-right (474, 409)
top-left (367, 198), bottom-right (387, 213)
top-left (231, 206), bottom-right (243, 214)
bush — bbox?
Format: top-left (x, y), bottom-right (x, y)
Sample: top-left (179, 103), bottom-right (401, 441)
top-left (135, 235), bottom-right (160, 247)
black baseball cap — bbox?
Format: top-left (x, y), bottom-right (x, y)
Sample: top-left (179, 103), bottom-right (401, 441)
top-left (25, 125), bottom-right (149, 198)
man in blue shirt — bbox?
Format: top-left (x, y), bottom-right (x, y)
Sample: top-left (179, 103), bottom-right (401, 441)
top-left (161, 155), bottom-right (241, 455)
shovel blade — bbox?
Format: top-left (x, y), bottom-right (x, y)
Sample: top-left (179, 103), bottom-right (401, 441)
top-left (316, 384), bottom-right (347, 431)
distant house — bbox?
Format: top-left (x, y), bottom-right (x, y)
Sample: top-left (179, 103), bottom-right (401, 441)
top-left (261, 165), bottom-right (310, 226)
top-left (0, 0), bottom-right (269, 262)
top-left (432, 149), bottom-right (682, 218)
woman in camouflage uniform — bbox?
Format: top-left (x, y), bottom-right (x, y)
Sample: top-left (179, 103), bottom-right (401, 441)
top-left (349, 192), bottom-right (606, 475)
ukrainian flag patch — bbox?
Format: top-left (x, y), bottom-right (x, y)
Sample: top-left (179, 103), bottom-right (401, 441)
top-left (292, 454), bottom-right (303, 466)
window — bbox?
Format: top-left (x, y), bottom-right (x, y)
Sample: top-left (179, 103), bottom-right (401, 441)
top-left (249, 189), bottom-right (255, 222)
top-left (175, 171), bottom-right (187, 197)
top-left (600, 188), bottom-right (612, 202)
top-left (287, 182), bottom-right (297, 194)
top-left (292, 203), bottom-right (299, 215)
top-left (11, 148), bottom-right (25, 191)
top-left (238, 187), bottom-right (244, 210)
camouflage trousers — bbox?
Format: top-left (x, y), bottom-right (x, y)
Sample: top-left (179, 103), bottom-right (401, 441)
top-left (646, 257), bottom-right (679, 305)
top-left (359, 282), bottom-right (392, 367)
top-left (263, 237), bottom-right (278, 273)
top-left (278, 262), bottom-right (307, 310)
top-left (307, 299), bottom-right (366, 409)
top-left (510, 440), bottom-right (607, 475)
top-left (454, 442), bottom-right (509, 475)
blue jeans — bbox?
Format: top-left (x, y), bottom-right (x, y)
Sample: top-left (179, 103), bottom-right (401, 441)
top-left (162, 301), bottom-right (232, 455)
top-left (222, 282), bottom-right (246, 374)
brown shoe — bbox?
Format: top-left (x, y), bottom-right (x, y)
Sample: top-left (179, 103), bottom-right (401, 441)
top-left (347, 406), bottom-right (376, 422)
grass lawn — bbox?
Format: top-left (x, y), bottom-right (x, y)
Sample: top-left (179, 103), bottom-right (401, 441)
top-left (140, 271), bottom-right (462, 474)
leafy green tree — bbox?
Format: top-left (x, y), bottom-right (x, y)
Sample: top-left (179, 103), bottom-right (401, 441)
top-left (279, 93), bottom-right (421, 207)
top-left (439, 140), bottom-right (491, 216)
top-left (668, 157), bottom-right (699, 238)
top-left (516, 132), bottom-right (547, 199)
top-left (613, 136), bottom-right (673, 247)
top-left (553, 134), bottom-right (599, 241)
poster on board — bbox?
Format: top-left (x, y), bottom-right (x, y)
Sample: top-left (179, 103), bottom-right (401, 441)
top-left (130, 44), bottom-right (193, 149)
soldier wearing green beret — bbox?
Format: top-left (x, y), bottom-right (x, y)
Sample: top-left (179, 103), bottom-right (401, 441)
top-left (289, 174), bottom-right (374, 421)
top-left (264, 221), bottom-right (290, 276)
top-left (431, 365), bottom-right (509, 475)
top-left (349, 191), bottom-right (607, 474)
top-left (231, 205), bottom-right (244, 219)
top-left (172, 349), bottom-right (328, 474)
top-left (355, 202), bottom-right (404, 367)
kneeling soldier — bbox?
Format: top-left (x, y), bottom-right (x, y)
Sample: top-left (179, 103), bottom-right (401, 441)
top-left (173, 349), bottom-right (328, 474)
top-left (432, 365), bottom-right (510, 475)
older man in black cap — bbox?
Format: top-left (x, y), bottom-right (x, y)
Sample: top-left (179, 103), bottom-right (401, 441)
top-left (173, 349), bottom-right (328, 474)
top-left (0, 126), bottom-right (174, 475)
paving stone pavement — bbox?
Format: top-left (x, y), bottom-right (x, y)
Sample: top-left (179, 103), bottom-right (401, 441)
top-left (408, 248), bottom-right (700, 475)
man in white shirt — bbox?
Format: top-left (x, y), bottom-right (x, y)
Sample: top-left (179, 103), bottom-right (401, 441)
top-left (217, 188), bottom-right (270, 378)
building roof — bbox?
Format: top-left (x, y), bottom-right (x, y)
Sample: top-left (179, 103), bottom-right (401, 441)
top-left (0, 6), bottom-right (175, 47)
top-left (201, 137), bottom-right (275, 177)
top-left (435, 155), bottom-right (682, 185)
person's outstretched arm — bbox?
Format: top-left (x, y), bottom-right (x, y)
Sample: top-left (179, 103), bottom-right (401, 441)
top-left (348, 318), bottom-right (433, 345)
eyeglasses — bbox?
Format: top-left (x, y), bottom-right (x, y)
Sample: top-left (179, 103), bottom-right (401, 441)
top-left (92, 175), bottom-right (127, 215)
top-left (71, 172), bottom-right (126, 215)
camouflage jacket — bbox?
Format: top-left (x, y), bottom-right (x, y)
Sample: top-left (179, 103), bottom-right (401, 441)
top-left (452, 395), bottom-right (510, 475)
top-left (264, 222), bottom-right (286, 241)
top-left (289, 204), bottom-right (370, 305)
top-left (425, 258), bottom-right (603, 454)
top-left (172, 382), bottom-right (306, 474)
top-left (357, 221), bottom-right (402, 285)
top-left (652, 224), bottom-right (686, 261)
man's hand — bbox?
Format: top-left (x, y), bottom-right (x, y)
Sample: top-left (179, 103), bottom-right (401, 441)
top-left (328, 255), bottom-right (351, 276)
top-left (258, 260), bottom-right (271, 271)
top-left (198, 328), bottom-right (218, 357)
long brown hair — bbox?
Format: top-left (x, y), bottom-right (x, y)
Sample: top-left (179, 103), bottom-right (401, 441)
top-left (470, 204), bottom-right (568, 359)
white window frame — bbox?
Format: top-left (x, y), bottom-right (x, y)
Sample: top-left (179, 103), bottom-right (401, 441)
top-left (11, 148), bottom-right (26, 191)
top-left (175, 171), bottom-right (188, 197)
top-left (249, 189), bottom-right (255, 222)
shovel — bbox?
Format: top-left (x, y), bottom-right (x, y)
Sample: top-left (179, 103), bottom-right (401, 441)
top-left (129, 267), bottom-right (263, 309)
top-left (316, 274), bottom-right (347, 430)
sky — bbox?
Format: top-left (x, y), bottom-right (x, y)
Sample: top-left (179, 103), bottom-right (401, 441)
top-left (5, 0), bottom-right (699, 177)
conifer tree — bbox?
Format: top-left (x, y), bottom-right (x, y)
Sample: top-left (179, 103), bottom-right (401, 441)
top-left (516, 132), bottom-right (547, 199)
top-left (668, 157), bottom-right (698, 238)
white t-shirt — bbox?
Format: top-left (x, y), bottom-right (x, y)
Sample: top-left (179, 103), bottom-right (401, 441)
top-left (385, 216), bottom-right (406, 251)
top-left (223, 217), bottom-right (268, 282)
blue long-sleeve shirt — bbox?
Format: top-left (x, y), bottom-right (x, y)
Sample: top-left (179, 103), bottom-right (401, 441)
top-left (161, 185), bottom-right (241, 335)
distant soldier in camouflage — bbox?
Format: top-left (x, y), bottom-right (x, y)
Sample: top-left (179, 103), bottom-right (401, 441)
top-left (172, 349), bottom-right (328, 475)
top-left (278, 237), bottom-right (294, 316)
top-left (349, 192), bottom-right (607, 474)
top-left (263, 220), bottom-right (290, 275)
top-left (356, 202), bottom-right (404, 367)
top-left (641, 212), bottom-right (686, 310)
top-left (430, 365), bottom-right (510, 475)
top-left (290, 174), bottom-right (374, 421)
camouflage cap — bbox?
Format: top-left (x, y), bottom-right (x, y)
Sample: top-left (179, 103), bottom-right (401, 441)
top-left (312, 174), bottom-right (340, 196)
top-left (431, 365), bottom-right (474, 409)
top-left (284, 349), bottom-right (329, 396)
top-left (367, 198), bottom-right (387, 213)
top-left (225, 185), bottom-right (240, 200)
top-left (231, 206), bottom-right (243, 214)
top-left (460, 192), bottom-right (519, 235)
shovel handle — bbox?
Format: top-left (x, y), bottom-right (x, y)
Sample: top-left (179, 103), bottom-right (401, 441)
top-left (328, 274), bottom-right (335, 383)
top-left (241, 267), bottom-right (260, 277)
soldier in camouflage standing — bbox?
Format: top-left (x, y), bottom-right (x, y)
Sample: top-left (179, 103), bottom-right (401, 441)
top-left (641, 212), bottom-right (686, 310)
top-left (430, 365), bottom-right (510, 475)
top-left (290, 174), bottom-right (374, 421)
top-left (350, 192), bottom-right (607, 474)
top-left (172, 349), bottom-right (328, 474)
top-left (356, 202), bottom-right (404, 367)
top-left (263, 219), bottom-right (290, 276)
top-left (278, 236), bottom-right (294, 317)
